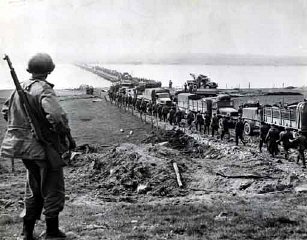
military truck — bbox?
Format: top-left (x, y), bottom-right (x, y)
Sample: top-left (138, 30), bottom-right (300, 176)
top-left (143, 87), bottom-right (172, 106)
top-left (242, 101), bottom-right (307, 135)
top-left (177, 93), bottom-right (239, 126)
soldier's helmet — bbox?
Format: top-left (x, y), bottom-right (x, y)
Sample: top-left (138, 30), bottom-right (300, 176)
top-left (27, 53), bottom-right (55, 74)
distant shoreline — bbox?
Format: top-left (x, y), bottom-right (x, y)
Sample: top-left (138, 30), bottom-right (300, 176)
top-left (99, 62), bottom-right (307, 67)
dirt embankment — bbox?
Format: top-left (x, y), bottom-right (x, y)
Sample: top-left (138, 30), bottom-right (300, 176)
top-left (67, 128), bottom-right (307, 200)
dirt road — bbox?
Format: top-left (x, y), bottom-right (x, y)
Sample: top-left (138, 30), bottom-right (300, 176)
top-left (1, 90), bottom-right (307, 239)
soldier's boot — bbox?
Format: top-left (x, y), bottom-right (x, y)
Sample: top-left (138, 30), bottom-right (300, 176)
top-left (21, 218), bottom-right (37, 240)
top-left (45, 217), bottom-right (66, 239)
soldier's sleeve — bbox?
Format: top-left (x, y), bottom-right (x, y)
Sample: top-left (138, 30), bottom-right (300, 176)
top-left (40, 87), bottom-right (70, 133)
top-left (1, 90), bottom-right (15, 122)
top-left (265, 130), bottom-right (270, 142)
top-left (1, 98), bottom-right (10, 121)
top-left (278, 132), bottom-right (283, 142)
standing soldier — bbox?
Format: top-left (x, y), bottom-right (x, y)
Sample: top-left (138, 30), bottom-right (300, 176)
top-left (169, 80), bottom-right (173, 89)
top-left (1, 53), bottom-right (76, 239)
top-left (175, 108), bottom-right (183, 126)
top-left (168, 107), bottom-right (176, 125)
top-left (136, 98), bottom-right (142, 112)
top-left (157, 104), bottom-right (163, 121)
top-left (146, 102), bottom-right (152, 115)
top-left (184, 82), bottom-right (188, 92)
top-left (128, 94), bottom-right (133, 108)
top-left (140, 100), bottom-right (147, 116)
top-left (277, 127), bottom-right (294, 159)
top-left (162, 105), bottom-right (169, 122)
top-left (187, 110), bottom-right (195, 128)
top-left (291, 131), bottom-right (307, 168)
top-left (235, 116), bottom-right (246, 146)
top-left (265, 124), bottom-right (280, 157)
top-left (259, 121), bottom-right (270, 153)
top-left (210, 113), bottom-right (219, 137)
top-left (203, 112), bottom-right (211, 135)
top-left (117, 92), bottom-right (122, 106)
top-left (238, 105), bottom-right (243, 116)
top-left (221, 116), bottom-right (230, 140)
top-left (152, 103), bottom-right (158, 118)
top-left (195, 111), bottom-right (204, 132)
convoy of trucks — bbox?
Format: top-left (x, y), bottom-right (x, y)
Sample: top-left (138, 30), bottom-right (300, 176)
top-left (104, 67), bottom-right (307, 135)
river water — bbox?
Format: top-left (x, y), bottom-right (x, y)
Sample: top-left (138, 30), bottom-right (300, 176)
top-left (0, 64), bottom-right (112, 90)
top-left (0, 63), bottom-right (306, 90)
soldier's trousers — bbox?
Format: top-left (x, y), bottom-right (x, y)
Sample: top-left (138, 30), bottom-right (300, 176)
top-left (211, 126), bottom-right (218, 137)
top-left (267, 141), bottom-right (278, 156)
top-left (259, 137), bottom-right (265, 152)
top-left (204, 125), bottom-right (210, 134)
top-left (297, 149), bottom-right (306, 166)
top-left (235, 132), bottom-right (245, 145)
top-left (22, 159), bottom-right (65, 220)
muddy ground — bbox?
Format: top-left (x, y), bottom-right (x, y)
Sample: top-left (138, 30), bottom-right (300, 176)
top-left (1, 90), bottom-right (307, 240)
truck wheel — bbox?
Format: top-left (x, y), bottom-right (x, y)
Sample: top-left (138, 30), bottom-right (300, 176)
top-left (244, 122), bottom-right (253, 136)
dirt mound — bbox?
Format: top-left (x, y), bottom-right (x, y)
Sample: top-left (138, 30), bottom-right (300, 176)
top-left (143, 129), bottom-right (209, 157)
top-left (68, 143), bottom-right (194, 198)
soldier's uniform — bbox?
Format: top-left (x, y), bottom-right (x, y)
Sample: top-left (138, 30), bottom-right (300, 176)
top-left (169, 107), bottom-right (176, 125)
top-left (175, 109), bottom-right (183, 126)
top-left (259, 123), bottom-right (270, 152)
top-left (221, 117), bottom-right (230, 140)
top-left (235, 118), bottom-right (245, 146)
top-left (196, 112), bottom-right (204, 132)
top-left (204, 113), bottom-right (211, 135)
top-left (265, 125), bottom-right (280, 157)
top-left (278, 129), bottom-right (294, 159)
top-left (162, 105), bottom-right (169, 122)
top-left (187, 111), bottom-right (195, 127)
top-left (292, 132), bottom-right (307, 168)
top-left (210, 114), bottom-right (219, 137)
top-left (157, 104), bottom-right (163, 121)
top-left (1, 53), bottom-right (75, 239)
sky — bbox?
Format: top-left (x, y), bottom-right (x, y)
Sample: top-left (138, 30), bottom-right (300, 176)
top-left (0, 0), bottom-right (306, 64)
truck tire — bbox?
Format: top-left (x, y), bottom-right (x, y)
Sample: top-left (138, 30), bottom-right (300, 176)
top-left (244, 122), bottom-right (253, 136)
